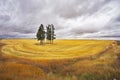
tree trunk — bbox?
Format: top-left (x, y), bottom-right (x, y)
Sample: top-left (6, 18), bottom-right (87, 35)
top-left (43, 40), bottom-right (45, 45)
top-left (40, 40), bottom-right (42, 45)
top-left (50, 40), bottom-right (51, 44)
top-left (52, 40), bottom-right (53, 44)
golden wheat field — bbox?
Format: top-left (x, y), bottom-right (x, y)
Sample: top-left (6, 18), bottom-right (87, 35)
top-left (0, 39), bottom-right (120, 80)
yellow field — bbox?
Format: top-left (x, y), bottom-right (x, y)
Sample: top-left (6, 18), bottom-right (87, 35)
top-left (0, 39), bottom-right (120, 80)
top-left (0, 39), bottom-right (114, 59)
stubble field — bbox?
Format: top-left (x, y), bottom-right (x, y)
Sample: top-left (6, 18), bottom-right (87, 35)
top-left (0, 39), bottom-right (120, 80)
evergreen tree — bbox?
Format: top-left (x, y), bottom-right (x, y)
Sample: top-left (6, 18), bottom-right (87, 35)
top-left (46, 24), bottom-right (51, 43)
top-left (51, 24), bottom-right (56, 44)
top-left (46, 24), bottom-right (56, 44)
top-left (36, 24), bottom-right (45, 45)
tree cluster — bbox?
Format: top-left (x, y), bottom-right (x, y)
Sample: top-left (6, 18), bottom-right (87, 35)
top-left (36, 24), bottom-right (56, 45)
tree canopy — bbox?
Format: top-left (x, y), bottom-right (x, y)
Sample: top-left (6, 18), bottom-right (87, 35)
top-left (36, 24), bottom-right (45, 45)
top-left (36, 24), bottom-right (56, 45)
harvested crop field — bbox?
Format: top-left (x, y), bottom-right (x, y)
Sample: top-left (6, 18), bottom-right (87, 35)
top-left (0, 39), bottom-right (120, 80)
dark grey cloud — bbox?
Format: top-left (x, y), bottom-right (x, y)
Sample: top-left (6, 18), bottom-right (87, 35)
top-left (0, 0), bottom-right (120, 39)
top-left (53, 0), bottom-right (112, 19)
top-left (0, 15), bottom-right (10, 22)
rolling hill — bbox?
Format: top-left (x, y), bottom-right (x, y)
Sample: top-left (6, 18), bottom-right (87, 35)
top-left (0, 39), bottom-right (120, 80)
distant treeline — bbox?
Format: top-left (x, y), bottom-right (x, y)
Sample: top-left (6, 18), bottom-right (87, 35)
top-left (36, 24), bottom-right (56, 45)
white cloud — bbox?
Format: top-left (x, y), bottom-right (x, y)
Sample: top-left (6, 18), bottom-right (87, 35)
top-left (0, 0), bottom-right (120, 39)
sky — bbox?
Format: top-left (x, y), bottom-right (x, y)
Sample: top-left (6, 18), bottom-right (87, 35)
top-left (0, 0), bottom-right (120, 39)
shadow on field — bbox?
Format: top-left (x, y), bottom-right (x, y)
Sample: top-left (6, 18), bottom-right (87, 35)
top-left (35, 43), bottom-right (40, 45)
top-left (35, 42), bottom-right (57, 46)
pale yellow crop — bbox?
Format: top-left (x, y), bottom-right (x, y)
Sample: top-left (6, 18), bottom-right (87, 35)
top-left (1, 39), bottom-right (113, 60)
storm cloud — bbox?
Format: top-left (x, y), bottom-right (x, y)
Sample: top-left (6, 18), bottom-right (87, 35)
top-left (0, 0), bottom-right (120, 39)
